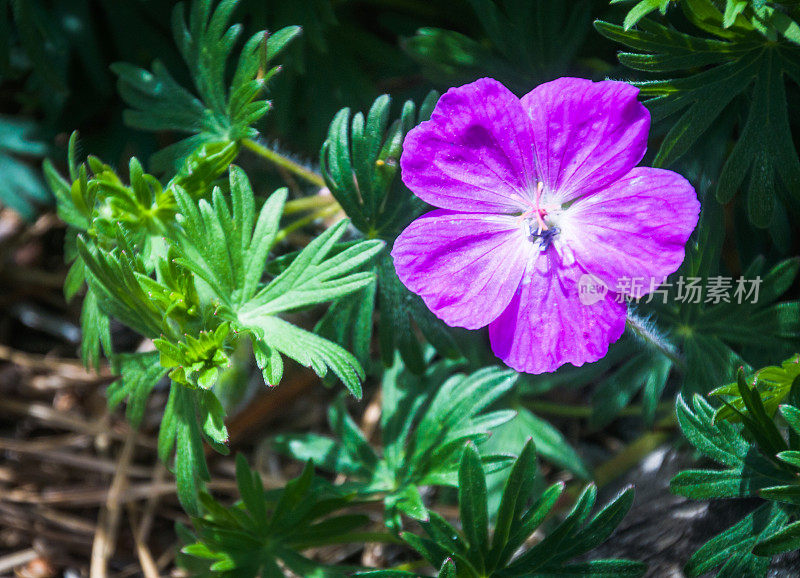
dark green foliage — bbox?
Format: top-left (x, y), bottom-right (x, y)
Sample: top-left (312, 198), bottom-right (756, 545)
top-left (358, 442), bottom-right (645, 577)
top-left (274, 358), bottom-right (518, 530)
top-left (50, 142), bottom-right (381, 511)
top-left (613, 1), bottom-right (800, 39)
top-left (113, 0), bottom-right (300, 173)
top-left (0, 116), bottom-right (50, 220)
top-left (671, 360), bottom-right (800, 575)
top-left (404, 0), bottom-right (592, 93)
top-left (178, 454), bottom-right (372, 576)
top-left (596, 2), bottom-right (800, 228)
top-left (320, 93), bottom-right (481, 372)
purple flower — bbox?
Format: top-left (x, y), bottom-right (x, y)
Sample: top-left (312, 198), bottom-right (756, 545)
top-left (391, 77), bottom-right (700, 374)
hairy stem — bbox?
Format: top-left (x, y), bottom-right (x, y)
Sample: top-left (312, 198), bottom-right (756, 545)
top-left (283, 194), bottom-right (338, 215)
top-left (275, 203), bottom-right (342, 243)
top-left (625, 312), bottom-right (685, 371)
top-left (242, 138), bottom-right (326, 189)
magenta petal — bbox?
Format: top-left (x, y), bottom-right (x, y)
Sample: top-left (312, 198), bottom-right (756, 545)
top-left (391, 209), bottom-right (531, 329)
top-left (401, 78), bottom-right (536, 214)
top-left (488, 254), bottom-right (626, 374)
top-left (521, 77), bottom-right (650, 203)
top-left (559, 167), bottom-right (700, 295)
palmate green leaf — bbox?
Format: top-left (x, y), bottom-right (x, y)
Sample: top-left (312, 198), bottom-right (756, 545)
top-left (178, 456), bottom-right (367, 577)
top-left (320, 92), bottom-right (481, 373)
top-left (239, 219), bottom-right (382, 318)
top-left (113, 0), bottom-right (300, 173)
top-left (403, 0), bottom-right (592, 93)
top-left (173, 166), bottom-right (287, 308)
top-left (273, 358), bottom-right (517, 529)
top-left (321, 92), bottom-right (435, 241)
top-left (596, 16), bottom-right (800, 227)
top-left (395, 442), bottom-right (644, 577)
top-left (672, 386), bottom-right (800, 574)
top-left (0, 115), bottom-right (51, 220)
top-left (236, 216), bottom-right (383, 397)
top-left (670, 394), bottom-right (794, 501)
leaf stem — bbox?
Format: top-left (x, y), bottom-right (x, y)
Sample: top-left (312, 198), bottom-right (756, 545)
top-left (283, 194), bottom-right (338, 216)
top-left (625, 312), bottom-right (686, 371)
top-left (293, 531), bottom-right (404, 548)
top-left (242, 138), bottom-right (326, 188)
top-left (592, 430), bottom-right (672, 488)
top-left (275, 203), bottom-right (342, 243)
top-left (524, 400), bottom-right (673, 419)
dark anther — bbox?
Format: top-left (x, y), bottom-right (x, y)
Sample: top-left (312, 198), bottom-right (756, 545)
top-left (529, 226), bottom-right (560, 250)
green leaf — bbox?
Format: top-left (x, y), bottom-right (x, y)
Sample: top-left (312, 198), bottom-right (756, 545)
top-left (241, 220), bottom-right (383, 318)
top-left (78, 234), bottom-right (165, 339)
top-left (244, 315), bottom-right (366, 398)
top-left (488, 439), bottom-right (537, 569)
top-left (179, 456), bottom-right (364, 577)
top-left (671, 393), bottom-right (794, 501)
top-left (158, 384), bottom-right (211, 516)
top-left (236, 218), bottom-right (383, 396)
top-left (113, 0), bottom-right (299, 172)
top-left (400, 447), bottom-right (642, 577)
top-left (173, 167), bottom-right (287, 307)
top-left (79, 287), bottom-right (113, 370)
top-left (274, 359), bottom-right (517, 531)
top-left (754, 518), bottom-right (800, 555)
top-left (321, 92), bottom-right (433, 241)
top-left (458, 444), bottom-right (490, 568)
top-left (403, 0), bottom-right (591, 92)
